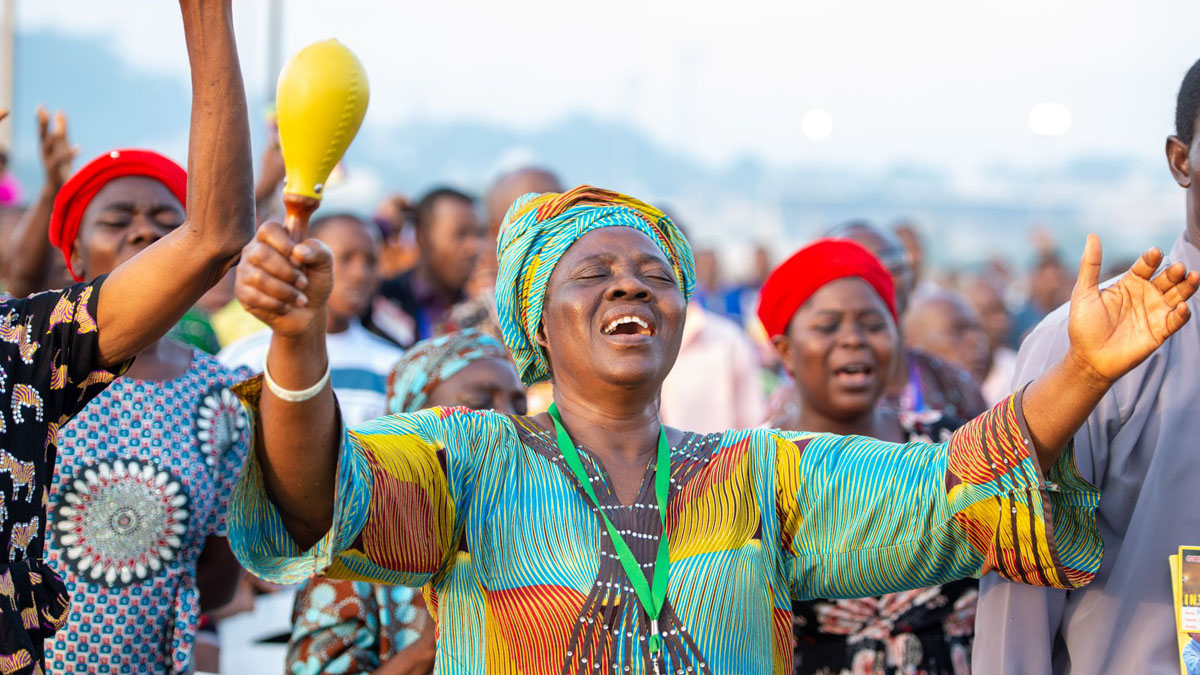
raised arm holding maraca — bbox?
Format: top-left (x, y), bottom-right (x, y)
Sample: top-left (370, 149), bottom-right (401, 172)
top-left (226, 39), bottom-right (370, 531)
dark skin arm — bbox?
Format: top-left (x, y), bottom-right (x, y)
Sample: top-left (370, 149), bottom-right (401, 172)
top-left (2, 107), bottom-right (76, 296)
top-left (233, 226), bottom-right (1197, 550)
top-left (196, 535), bottom-right (242, 613)
top-left (235, 221), bottom-right (337, 549)
top-left (92, 0), bottom-right (253, 369)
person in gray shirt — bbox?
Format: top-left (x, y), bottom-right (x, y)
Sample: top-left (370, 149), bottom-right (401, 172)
top-left (973, 58), bottom-right (1200, 674)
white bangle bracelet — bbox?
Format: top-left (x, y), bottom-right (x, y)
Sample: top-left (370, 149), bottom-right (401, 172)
top-left (263, 353), bottom-right (331, 403)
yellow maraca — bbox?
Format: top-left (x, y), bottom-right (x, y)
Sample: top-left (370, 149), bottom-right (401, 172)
top-left (276, 39), bottom-right (370, 240)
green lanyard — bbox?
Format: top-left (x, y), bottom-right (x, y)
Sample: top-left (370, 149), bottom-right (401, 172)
top-left (548, 403), bottom-right (671, 655)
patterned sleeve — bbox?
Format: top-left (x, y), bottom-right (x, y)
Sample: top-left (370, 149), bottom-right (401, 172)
top-left (774, 390), bottom-right (1101, 601)
top-left (227, 374), bottom-right (488, 586)
top-left (285, 578), bottom-right (382, 675)
top-left (2, 276), bottom-right (130, 426)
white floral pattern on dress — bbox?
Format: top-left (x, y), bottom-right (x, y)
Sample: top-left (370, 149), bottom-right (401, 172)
top-left (195, 385), bottom-right (246, 469)
top-left (51, 458), bottom-right (189, 588)
top-left (44, 352), bottom-right (251, 674)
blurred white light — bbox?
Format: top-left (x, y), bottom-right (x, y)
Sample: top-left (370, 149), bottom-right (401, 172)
top-left (1027, 103), bottom-right (1072, 136)
top-left (801, 108), bottom-right (833, 141)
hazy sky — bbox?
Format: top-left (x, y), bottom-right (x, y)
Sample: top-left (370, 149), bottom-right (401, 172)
top-left (15, 0), bottom-right (1200, 171)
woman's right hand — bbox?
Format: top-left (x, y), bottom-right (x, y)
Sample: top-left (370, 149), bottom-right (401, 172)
top-left (36, 107), bottom-right (77, 190)
top-left (234, 220), bottom-right (333, 338)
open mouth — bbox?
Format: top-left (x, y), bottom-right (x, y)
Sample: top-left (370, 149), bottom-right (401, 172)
top-left (832, 362), bottom-right (875, 388)
top-left (602, 315), bottom-right (656, 337)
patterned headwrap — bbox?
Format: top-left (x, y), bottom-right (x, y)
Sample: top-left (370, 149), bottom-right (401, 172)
top-left (385, 328), bottom-right (511, 414)
top-left (494, 185), bottom-right (695, 386)
top-left (49, 149), bottom-right (187, 282)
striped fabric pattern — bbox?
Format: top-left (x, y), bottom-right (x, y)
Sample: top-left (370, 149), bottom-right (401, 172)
top-left (228, 384), bottom-right (1101, 674)
top-left (493, 185), bottom-right (696, 386)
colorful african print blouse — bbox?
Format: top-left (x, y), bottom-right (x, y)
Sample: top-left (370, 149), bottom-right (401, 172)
top-left (286, 578), bottom-right (430, 674)
top-left (792, 410), bottom-right (975, 675)
top-left (0, 277), bottom-right (128, 674)
top-left (43, 350), bottom-right (250, 674)
top-left (228, 381), bottom-right (1101, 675)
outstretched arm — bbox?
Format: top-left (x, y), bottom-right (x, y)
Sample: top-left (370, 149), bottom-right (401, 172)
top-left (1022, 234), bottom-right (1197, 468)
top-left (93, 0), bottom-right (253, 368)
top-left (2, 107), bottom-right (76, 297)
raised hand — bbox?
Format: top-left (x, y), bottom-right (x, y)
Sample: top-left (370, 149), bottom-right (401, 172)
top-left (36, 107), bottom-right (78, 189)
top-left (1067, 234), bottom-right (1200, 383)
top-left (258, 133), bottom-right (286, 193)
top-left (91, 0), bottom-right (253, 367)
top-left (234, 220), bottom-right (332, 338)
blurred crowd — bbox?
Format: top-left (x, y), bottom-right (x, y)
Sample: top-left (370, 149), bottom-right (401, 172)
top-left (0, 120), bottom-right (1092, 439)
top-left (3, 7), bottom-right (1199, 670)
top-left (0, 102), bottom-right (1094, 675)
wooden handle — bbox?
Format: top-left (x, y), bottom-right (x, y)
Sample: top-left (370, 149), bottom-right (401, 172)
top-left (283, 193), bottom-right (321, 241)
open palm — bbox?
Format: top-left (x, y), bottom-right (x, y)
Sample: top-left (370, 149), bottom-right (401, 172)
top-left (1069, 234), bottom-right (1200, 382)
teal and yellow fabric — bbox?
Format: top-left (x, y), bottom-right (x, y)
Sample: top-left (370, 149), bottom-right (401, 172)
top-left (228, 381), bottom-right (1100, 674)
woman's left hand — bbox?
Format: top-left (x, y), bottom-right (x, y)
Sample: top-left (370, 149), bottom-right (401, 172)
top-left (1067, 234), bottom-right (1200, 384)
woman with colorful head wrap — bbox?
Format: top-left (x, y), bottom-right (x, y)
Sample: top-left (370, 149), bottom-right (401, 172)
top-left (758, 240), bottom-right (975, 674)
top-left (230, 181), bottom-right (1195, 673)
top-left (285, 328), bottom-right (523, 675)
top-left (0, 3), bottom-right (254, 673)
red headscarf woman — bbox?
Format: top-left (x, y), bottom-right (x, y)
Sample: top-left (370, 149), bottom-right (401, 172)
top-left (758, 238), bottom-right (900, 436)
top-left (49, 148), bottom-right (187, 282)
top-left (39, 146), bottom-right (251, 675)
top-left (759, 238), bottom-right (974, 674)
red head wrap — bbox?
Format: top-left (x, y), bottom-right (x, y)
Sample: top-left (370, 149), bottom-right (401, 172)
top-left (49, 149), bottom-right (187, 281)
top-left (756, 238), bottom-right (897, 338)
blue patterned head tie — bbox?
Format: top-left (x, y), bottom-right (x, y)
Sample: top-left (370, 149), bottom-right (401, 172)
top-left (386, 328), bottom-right (510, 413)
top-left (494, 185), bottom-right (695, 386)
